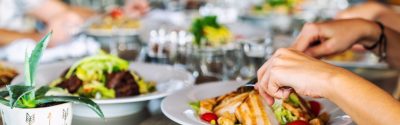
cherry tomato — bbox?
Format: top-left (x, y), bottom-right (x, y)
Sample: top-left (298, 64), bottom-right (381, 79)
top-left (200, 113), bottom-right (218, 123)
top-left (309, 101), bottom-right (321, 116)
top-left (287, 120), bottom-right (310, 125)
top-left (110, 8), bottom-right (123, 19)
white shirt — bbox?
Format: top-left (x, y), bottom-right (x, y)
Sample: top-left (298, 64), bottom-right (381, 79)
top-left (0, 0), bottom-right (46, 32)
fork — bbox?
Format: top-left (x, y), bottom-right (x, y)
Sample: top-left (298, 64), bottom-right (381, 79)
top-left (236, 77), bottom-right (258, 93)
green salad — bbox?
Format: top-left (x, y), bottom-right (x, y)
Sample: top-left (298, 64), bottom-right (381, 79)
top-left (50, 52), bottom-right (155, 99)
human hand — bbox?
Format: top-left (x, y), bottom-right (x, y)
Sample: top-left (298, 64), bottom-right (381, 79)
top-left (45, 11), bottom-right (84, 47)
top-left (291, 19), bottom-right (381, 58)
top-left (123, 0), bottom-right (150, 19)
top-left (336, 2), bottom-right (389, 20)
top-left (255, 48), bottom-right (352, 105)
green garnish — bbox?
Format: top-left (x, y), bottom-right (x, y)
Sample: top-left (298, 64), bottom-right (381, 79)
top-left (189, 101), bottom-right (200, 113)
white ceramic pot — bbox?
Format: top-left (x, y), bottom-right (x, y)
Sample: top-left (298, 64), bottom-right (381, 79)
top-left (0, 103), bottom-right (72, 125)
top-left (72, 101), bottom-right (145, 118)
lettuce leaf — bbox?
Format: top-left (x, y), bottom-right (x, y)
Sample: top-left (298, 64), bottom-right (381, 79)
top-left (78, 81), bottom-right (115, 99)
top-left (65, 52), bottom-right (129, 83)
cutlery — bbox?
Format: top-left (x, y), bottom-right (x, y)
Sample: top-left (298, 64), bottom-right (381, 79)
top-left (236, 77), bottom-right (257, 93)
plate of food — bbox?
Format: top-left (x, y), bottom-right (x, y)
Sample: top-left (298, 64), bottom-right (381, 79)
top-left (86, 8), bottom-right (140, 37)
top-left (323, 50), bottom-right (387, 69)
top-left (161, 81), bottom-right (353, 125)
top-left (0, 62), bottom-right (18, 89)
top-left (12, 52), bottom-right (195, 118)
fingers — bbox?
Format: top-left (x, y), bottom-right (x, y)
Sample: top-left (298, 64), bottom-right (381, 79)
top-left (257, 48), bottom-right (295, 100)
top-left (351, 44), bottom-right (367, 52)
top-left (303, 41), bottom-right (334, 58)
top-left (291, 23), bottom-right (321, 52)
top-left (257, 84), bottom-right (275, 105)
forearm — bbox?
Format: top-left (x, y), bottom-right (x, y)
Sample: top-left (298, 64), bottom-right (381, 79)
top-left (380, 27), bottom-right (400, 68)
top-left (359, 20), bottom-right (400, 68)
top-left (0, 29), bottom-right (40, 46)
top-left (69, 6), bottom-right (98, 20)
top-left (28, 0), bottom-right (69, 23)
top-left (377, 7), bottom-right (400, 33)
top-left (326, 71), bottom-right (400, 124)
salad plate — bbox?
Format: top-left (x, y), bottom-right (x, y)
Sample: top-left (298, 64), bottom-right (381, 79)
top-left (12, 60), bottom-right (195, 118)
top-left (161, 81), bottom-right (353, 125)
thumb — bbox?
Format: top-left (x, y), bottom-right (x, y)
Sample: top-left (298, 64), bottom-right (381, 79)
top-left (291, 23), bottom-right (321, 52)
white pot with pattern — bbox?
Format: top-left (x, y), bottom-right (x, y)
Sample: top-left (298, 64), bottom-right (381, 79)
top-left (0, 103), bottom-right (72, 125)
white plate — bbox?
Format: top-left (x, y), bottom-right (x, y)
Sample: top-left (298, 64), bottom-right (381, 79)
top-left (86, 28), bottom-right (138, 37)
top-left (161, 81), bottom-right (353, 125)
top-left (12, 60), bottom-right (195, 118)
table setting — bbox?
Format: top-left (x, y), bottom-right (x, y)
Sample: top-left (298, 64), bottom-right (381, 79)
top-left (0, 0), bottom-right (399, 125)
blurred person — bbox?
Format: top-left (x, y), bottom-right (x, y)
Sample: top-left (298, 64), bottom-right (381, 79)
top-left (256, 19), bottom-right (400, 124)
top-left (336, 1), bottom-right (400, 33)
top-left (0, 0), bottom-right (85, 47)
top-left (123, 0), bottom-right (150, 19)
top-left (0, 0), bottom-right (149, 47)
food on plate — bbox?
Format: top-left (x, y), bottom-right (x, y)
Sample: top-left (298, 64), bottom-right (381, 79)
top-left (190, 89), bottom-right (328, 125)
top-left (250, 0), bottom-right (305, 15)
top-left (0, 63), bottom-right (18, 87)
top-left (90, 8), bottom-right (140, 30)
top-left (325, 50), bottom-right (365, 62)
top-left (50, 52), bottom-right (155, 99)
top-left (273, 93), bottom-right (328, 125)
top-left (190, 90), bottom-right (272, 125)
top-left (190, 16), bottom-right (233, 47)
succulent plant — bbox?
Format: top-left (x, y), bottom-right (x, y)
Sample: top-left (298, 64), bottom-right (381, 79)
top-left (0, 32), bottom-right (104, 118)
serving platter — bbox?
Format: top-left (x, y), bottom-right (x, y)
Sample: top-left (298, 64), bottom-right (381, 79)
top-left (161, 81), bottom-right (354, 125)
top-left (12, 60), bottom-right (195, 118)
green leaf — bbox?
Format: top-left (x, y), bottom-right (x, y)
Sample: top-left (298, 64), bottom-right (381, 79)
top-left (24, 49), bottom-right (31, 86)
top-left (190, 15), bottom-right (221, 46)
top-left (36, 96), bottom-right (104, 119)
top-left (189, 101), bottom-right (200, 114)
top-left (27, 31), bottom-right (52, 86)
top-left (0, 91), bottom-right (9, 97)
top-left (35, 86), bottom-right (51, 99)
top-left (6, 85), bottom-right (35, 108)
top-left (0, 97), bottom-right (9, 106)
top-left (0, 90), bottom-right (10, 106)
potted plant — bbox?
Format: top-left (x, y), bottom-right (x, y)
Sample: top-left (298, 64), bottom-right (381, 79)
top-left (0, 32), bottom-right (104, 125)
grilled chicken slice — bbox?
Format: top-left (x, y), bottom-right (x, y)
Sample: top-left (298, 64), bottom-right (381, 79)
top-left (217, 112), bottom-right (236, 125)
top-left (199, 98), bottom-right (217, 114)
top-left (235, 91), bottom-right (271, 125)
top-left (213, 92), bottom-right (249, 116)
top-left (216, 92), bottom-right (237, 103)
top-left (309, 118), bottom-right (324, 125)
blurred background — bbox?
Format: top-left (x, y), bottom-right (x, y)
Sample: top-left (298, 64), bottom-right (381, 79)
top-left (0, 0), bottom-right (399, 124)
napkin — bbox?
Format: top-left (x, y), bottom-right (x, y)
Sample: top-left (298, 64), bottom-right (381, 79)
top-left (4, 35), bottom-right (100, 63)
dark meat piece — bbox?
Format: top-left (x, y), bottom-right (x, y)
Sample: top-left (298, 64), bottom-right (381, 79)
top-left (57, 75), bottom-right (83, 93)
top-left (106, 71), bottom-right (139, 97)
top-left (0, 69), bottom-right (18, 88)
top-left (106, 72), bottom-right (126, 89)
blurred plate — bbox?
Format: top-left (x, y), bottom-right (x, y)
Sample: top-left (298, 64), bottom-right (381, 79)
top-left (161, 81), bottom-right (353, 125)
top-left (12, 60), bottom-right (195, 118)
top-left (323, 51), bottom-right (388, 69)
top-left (85, 28), bottom-right (138, 37)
